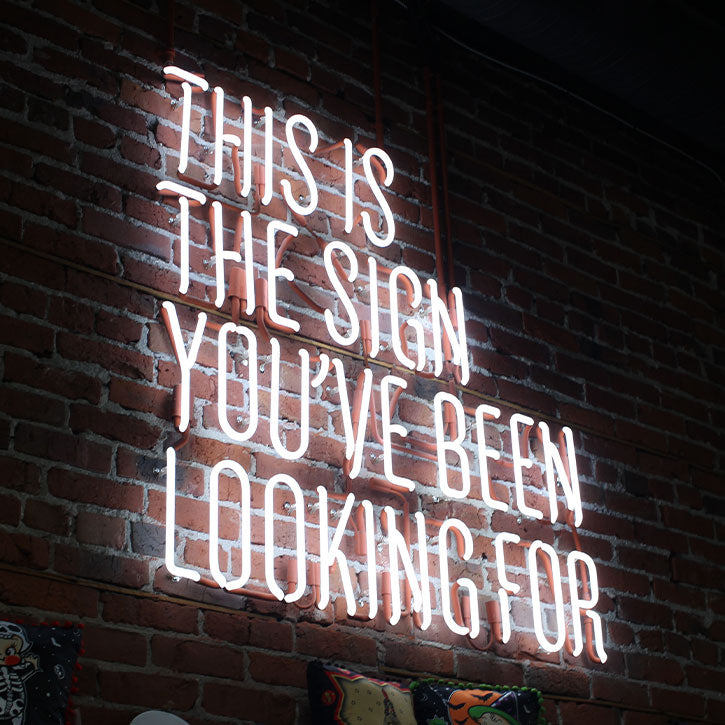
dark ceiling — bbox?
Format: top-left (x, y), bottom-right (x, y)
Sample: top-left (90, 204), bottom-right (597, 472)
top-left (437, 0), bottom-right (725, 176)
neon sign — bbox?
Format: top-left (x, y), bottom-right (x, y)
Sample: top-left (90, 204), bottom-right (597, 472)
top-left (155, 66), bottom-right (607, 663)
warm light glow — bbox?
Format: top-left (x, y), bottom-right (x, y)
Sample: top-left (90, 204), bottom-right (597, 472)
top-left (281, 114), bottom-right (319, 215)
top-left (317, 488), bottom-right (356, 616)
top-left (529, 540), bottom-right (566, 653)
top-left (217, 322), bottom-right (258, 442)
top-left (475, 403), bottom-right (508, 512)
top-left (510, 413), bottom-right (543, 520)
top-left (164, 446), bottom-right (200, 582)
top-left (438, 518), bottom-right (479, 638)
top-left (209, 459), bottom-right (251, 590)
top-left (380, 375), bottom-right (416, 491)
top-left (433, 391), bottom-right (471, 499)
top-left (567, 551), bottom-right (607, 662)
top-left (269, 337), bottom-right (310, 460)
top-left (266, 220), bottom-right (300, 332)
top-left (162, 301), bottom-right (206, 432)
top-left (361, 147), bottom-right (395, 247)
top-left (265, 474), bottom-right (306, 602)
top-left (323, 241), bottom-right (360, 346)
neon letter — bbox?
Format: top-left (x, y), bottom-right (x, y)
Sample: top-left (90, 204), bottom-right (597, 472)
top-left (529, 540), bottom-right (566, 653)
top-left (389, 266), bottom-right (425, 371)
top-left (266, 219), bottom-right (300, 332)
top-left (164, 446), bottom-right (200, 581)
top-left (361, 147), bottom-right (395, 247)
top-left (209, 459), bottom-right (251, 590)
top-left (494, 532), bottom-right (520, 643)
top-left (281, 114), bottom-right (318, 215)
top-left (439, 518), bottom-right (479, 638)
top-left (426, 280), bottom-right (470, 385)
top-left (217, 322), bottom-right (258, 442)
top-left (323, 241), bottom-right (360, 346)
top-left (539, 423), bottom-right (583, 527)
top-left (510, 413), bottom-right (543, 520)
top-left (433, 391), bottom-right (470, 499)
top-left (317, 488), bottom-right (356, 616)
top-left (162, 301), bottom-right (206, 432)
top-left (269, 337), bottom-right (310, 460)
top-left (380, 375), bottom-right (415, 491)
top-left (385, 507), bottom-right (430, 629)
top-left (264, 473), bottom-right (306, 602)
top-left (568, 551), bottom-right (607, 662)
top-left (475, 404), bottom-right (508, 512)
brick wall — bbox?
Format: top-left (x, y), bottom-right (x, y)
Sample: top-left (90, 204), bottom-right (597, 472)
top-left (1, 1), bottom-right (724, 723)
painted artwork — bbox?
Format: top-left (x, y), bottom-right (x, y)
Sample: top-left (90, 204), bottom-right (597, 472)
top-left (411, 680), bottom-right (544, 725)
top-left (0, 621), bottom-right (81, 725)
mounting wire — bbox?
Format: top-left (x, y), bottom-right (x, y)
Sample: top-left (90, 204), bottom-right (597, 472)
top-left (393, 0), bottom-right (724, 189)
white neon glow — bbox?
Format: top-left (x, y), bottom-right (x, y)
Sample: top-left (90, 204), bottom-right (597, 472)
top-left (567, 551), bottom-right (607, 662)
top-left (344, 138), bottom-right (354, 233)
top-left (380, 375), bottom-right (415, 491)
top-left (317, 488), bottom-right (356, 616)
top-left (385, 506), bottom-right (430, 628)
top-left (264, 474), bottom-right (306, 602)
top-left (266, 220), bottom-right (300, 332)
top-left (330, 358), bottom-right (352, 461)
top-left (281, 114), bottom-right (319, 216)
top-left (494, 532), bottom-right (521, 594)
top-left (164, 447), bottom-right (200, 581)
top-left (156, 180), bottom-right (207, 205)
top-left (361, 147), bottom-right (395, 247)
top-left (240, 95), bottom-right (252, 197)
top-left (438, 518), bottom-right (479, 638)
top-left (433, 392), bottom-right (470, 499)
top-left (498, 589), bottom-right (512, 643)
top-left (389, 266), bottom-right (424, 371)
top-left (427, 281), bottom-right (470, 385)
top-left (162, 301), bottom-right (206, 432)
top-left (475, 404), bottom-right (508, 512)
top-left (528, 540), bottom-right (566, 653)
top-left (367, 257), bottom-right (380, 358)
top-left (210, 202), bottom-right (240, 308)
top-left (310, 353), bottom-right (330, 390)
top-left (209, 459), bottom-right (251, 590)
top-left (163, 66), bottom-right (209, 91)
top-left (213, 87), bottom-right (241, 186)
top-left (539, 423), bottom-right (583, 527)
top-left (339, 366), bottom-right (373, 479)
top-left (156, 182), bottom-right (206, 296)
top-left (269, 337), bottom-right (310, 460)
top-left (261, 107), bottom-right (274, 206)
top-left (362, 500), bottom-right (378, 619)
top-left (217, 322), bottom-right (258, 442)
top-left (179, 82), bottom-right (192, 174)
top-left (323, 241), bottom-right (360, 346)
top-left (510, 413), bottom-right (543, 520)
top-left (236, 210), bottom-right (255, 315)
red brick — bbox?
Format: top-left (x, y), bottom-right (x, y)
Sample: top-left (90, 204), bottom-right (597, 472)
top-left (152, 635), bottom-right (245, 678)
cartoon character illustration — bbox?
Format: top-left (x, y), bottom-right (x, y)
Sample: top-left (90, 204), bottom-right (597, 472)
top-left (448, 689), bottom-right (518, 725)
top-left (0, 623), bottom-right (39, 725)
